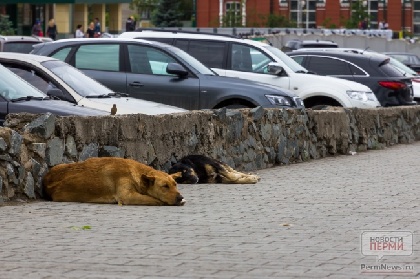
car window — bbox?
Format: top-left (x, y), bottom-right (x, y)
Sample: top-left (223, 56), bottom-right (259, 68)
top-left (51, 47), bottom-right (72, 61)
top-left (307, 56), bottom-right (353, 75)
top-left (127, 44), bottom-right (177, 76)
top-left (166, 45), bottom-right (216, 76)
top-left (7, 66), bottom-right (52, 93)
top-left (348, 63), bottom-right (366, 75)
top-left (379, 61), bottom-right (406, 77)
top-left (176, 40), bottom-right (226, 69)
top-left (290, 55), bottom-right (304, 65)
top-left (231, 43), bottom-right (273, 73)
top-left (42, 60), bottom-right (114, 97)
top-left (0, 64), bottom-right (46, 100)
top-left (3, 42), bottom-right (38, 53)
top-left (75, 44), bottom-right (119, 71)
top-left (174, 40), bottom-right (188, 52)
top-left (263, 45), bottom-right (308, 73)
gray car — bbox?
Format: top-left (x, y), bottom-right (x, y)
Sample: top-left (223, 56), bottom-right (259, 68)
top-left (31, 38), bottom-right (304, 110)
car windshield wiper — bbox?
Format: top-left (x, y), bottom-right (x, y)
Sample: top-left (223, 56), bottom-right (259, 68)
top-left (10, 96), bottom-right (49, 102)
top-left (86, 92), bottom-right (129, 98)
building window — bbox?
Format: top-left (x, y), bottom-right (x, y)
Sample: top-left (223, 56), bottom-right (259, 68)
top-left (290, 0), bottom-right (316, 28)
top-left (414, 0), bottom-right (420, 34)
top-left (224, 1), bottom-right (242, 27)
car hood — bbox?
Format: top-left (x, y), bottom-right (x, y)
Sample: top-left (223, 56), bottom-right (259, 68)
top-left (87, 96), bottom-right (188, 115)
top-left (200, 75), bottom-right (298, 97)
top-left (8, 99), bottom-right (109, 116)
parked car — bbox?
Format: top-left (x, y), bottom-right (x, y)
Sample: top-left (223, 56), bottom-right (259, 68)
top-left (118, 30), bottom-right (379, 109)
top-left (288, 50), bottom-right (416, 107)
top-left (281, 39), bottom-right (338, 52)
top-left (0, 35), bottom-right (47, 53)
top-left (0, 53), bottom-right (187, 115)
top-left (31, 38), bottom-right (304, 110)
top-left (383, 52), bottom-right (420, 74)
top-left (0, 63), bottom-right (108, 125)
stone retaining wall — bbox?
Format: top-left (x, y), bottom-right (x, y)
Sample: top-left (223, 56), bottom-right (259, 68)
top-left (1, 106), bottom-right (419, 202)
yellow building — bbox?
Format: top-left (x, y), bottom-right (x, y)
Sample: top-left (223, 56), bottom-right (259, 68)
top-left (1, 1), bottom-right (134, 38)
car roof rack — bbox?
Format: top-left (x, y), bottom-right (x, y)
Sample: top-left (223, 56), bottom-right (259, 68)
top-left (133, 28), bottom-right (242, 39)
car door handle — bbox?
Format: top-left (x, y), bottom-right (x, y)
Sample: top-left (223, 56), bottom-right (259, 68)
top-left (129, 81), bottom-right (144, 87)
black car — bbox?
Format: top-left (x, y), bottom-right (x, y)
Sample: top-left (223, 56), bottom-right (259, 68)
top-left (383, 52), bottom-right (420, 74)
top-left (31, 38), bottom-right (304, 110)
top-left (288, 50), bottom-right (416, 107)
top-left (0, 63), bottom-right (107, 125)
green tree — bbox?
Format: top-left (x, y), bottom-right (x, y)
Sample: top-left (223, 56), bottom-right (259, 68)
top-left (0, 14), bottom-right (15, 35)
top-left (344, 0), bottom-right (370, 29)
top-left (264, 14), bottom-right (295, 28)
top-left (130, 0), bottom-right (158, 19)
top-left (151, 0), bottom-right (183, 27)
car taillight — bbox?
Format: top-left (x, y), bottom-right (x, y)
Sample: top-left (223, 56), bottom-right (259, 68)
top-left (378, 81), bottom-right (407, 90)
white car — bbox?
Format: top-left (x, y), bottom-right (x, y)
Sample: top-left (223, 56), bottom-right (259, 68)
top-left (119, 30), bottom-right (380, 109)
top-left (0, 53), bottom-right (187, 115)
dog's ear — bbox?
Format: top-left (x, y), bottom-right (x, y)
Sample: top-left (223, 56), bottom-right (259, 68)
top-left (170, 172), bottom-right (183, 180)
top-left (141, 174), bottom-right (155, 187)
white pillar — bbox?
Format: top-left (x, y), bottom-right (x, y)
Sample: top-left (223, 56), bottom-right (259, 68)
top-left (242, 0), bottom-right (246, 26)
top-left (219, 0), bottom-right (223, 27)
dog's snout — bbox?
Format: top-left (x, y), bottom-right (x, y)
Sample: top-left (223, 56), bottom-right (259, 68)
top-left (176, 194), bottom-right (186, 206)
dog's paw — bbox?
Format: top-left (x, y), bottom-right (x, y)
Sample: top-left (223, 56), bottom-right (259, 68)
top-left (180, 198), bottom-right (186, 206)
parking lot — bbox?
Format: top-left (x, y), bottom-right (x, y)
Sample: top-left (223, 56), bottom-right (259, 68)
top-left (1, 142), bottom-right (419, 279)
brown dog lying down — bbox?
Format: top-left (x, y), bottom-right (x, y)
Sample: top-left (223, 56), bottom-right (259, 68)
top-left (168, 155), bottom-right (260, 184)
top-left (43, 157), bottom-right (185, 206)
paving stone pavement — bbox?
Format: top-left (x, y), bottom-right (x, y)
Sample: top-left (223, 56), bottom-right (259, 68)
top-left (1, 142), bottom-right (420, 279)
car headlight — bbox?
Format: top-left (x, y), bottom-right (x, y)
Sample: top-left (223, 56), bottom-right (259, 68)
top-left (265, 95), bottom-right (292, 106)
top-left (346, 90), bottom-right (377, 102)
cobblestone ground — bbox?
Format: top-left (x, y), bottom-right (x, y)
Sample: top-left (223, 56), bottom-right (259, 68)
top-left (1, 143), bottom-right (420, 279)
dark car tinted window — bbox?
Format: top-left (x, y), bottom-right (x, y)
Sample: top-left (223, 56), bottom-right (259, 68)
top-left (75, 44), bottom-right (119, 71)
top-left (174, 39), bottom-right (189, 52)
top-left (3, 42), bottom-right (38, 53)
top-left (307, 56), bottom-right (353, 75)
top-left (127, 44), bottom-right (177, 76)
top-left (348, 63), bottom-right (366, 75)
top-left (231, 43), bottom-right (273, 73)
top-left (51, 47), bottom-right (72, 61)
top-left (379, 62), bottom-right (406, 77)
top-left (176, 40), bottom-right (226, 69)
top-left (7, 67), bottom-right (52, 93)
top-left (302, 44), bottom-right (338, 48)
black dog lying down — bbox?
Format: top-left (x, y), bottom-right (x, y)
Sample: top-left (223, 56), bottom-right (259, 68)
top-left (168, 155), bottom-right (260, 184)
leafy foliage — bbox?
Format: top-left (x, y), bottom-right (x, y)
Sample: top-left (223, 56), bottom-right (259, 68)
top-left (343, 0), bottom-right (370, 29)
top-left (0, 14), bottom-right (15, 35)
top-left (151, 0), bottom-right (183, 27)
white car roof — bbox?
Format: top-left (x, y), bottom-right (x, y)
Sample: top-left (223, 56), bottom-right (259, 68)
top-left (119, 31), bottom-right (269, 48)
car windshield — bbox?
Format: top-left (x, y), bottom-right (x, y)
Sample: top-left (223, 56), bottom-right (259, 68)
top-left (263, 45), bottom-right (308, 73)
top-left (166, 45), bottom-right (216, 75)
top-left (0, 64), bottom-right (46, 100)
top-left (41, 60), bottom-right (115, 97)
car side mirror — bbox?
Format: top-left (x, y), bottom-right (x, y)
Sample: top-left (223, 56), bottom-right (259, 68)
top-left (47, 88), bottom-right (73, 102)
top-left (166, 63), bottom-right (189, 78)
top-left (267, 63), bottom-right (285, 76)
